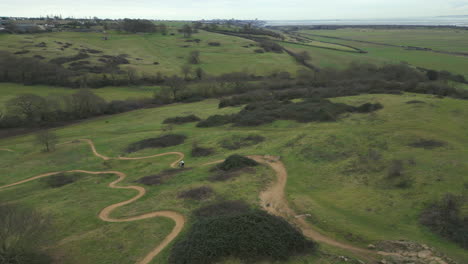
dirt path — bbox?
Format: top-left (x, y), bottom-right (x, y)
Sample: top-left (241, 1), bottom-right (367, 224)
top-left (0, 148), bottom-right (14, 152)
top-left (0, 140), bottom-right (185, 264)
top-left (1, 141), bottom-right (389, 263)
top-left (251, 155), bottom-right (385, 263)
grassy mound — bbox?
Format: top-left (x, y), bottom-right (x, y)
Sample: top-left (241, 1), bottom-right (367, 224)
top-left (125, 134), bottom-right (186, 153)
top-left (163, 115), bottom-right (201, 124)
top-left (169, 210), bottom-right (316, 264)
top-left (217, 155), bottom-right (258, 171)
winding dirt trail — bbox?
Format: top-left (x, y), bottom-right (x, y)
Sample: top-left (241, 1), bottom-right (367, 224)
top-left (0, 140), bottom-right (184, 264)
top-left (0, 148), bottom-right (14, 152)
top-left (252, 155), bottom-right (390, 263)
top-left (1, 140), bottom-right (389, 263)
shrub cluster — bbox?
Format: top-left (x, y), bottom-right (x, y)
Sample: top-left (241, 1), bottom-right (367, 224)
top-left (41, 173), bottom-right (81, 188)
top-left (217, 155), bottom-right (258, 171)
top-left (409, 139), bottom-right (447, 149)
top-left (0, 90), bottom-right (152, 129)
top-left (192, 200), bottom-right (250, 218)
top-left (135, 169), bottom-right (182, 185)
top-left (219, 134), bottom-right (265, 150)
top-left (169, 210), bottom-right (316, 264)
top-left (196, 114), bottom-right (236, 128)
top-left (386, 160), bottom-right (412, 188)
top-left (0, 205), bottom-right (52, 264)
top-left (420, 194), bottom-right (468, 249)
top-left (125, 134), bottom-right (186, 153)
top-left (201, 99), bottom-right (383, 127)
top-left (178, 186), bottom-right (214, 200)
top-left (163, 115), bottom-right (201, 124)
top-left (191, 145), bottom-right (214, 157)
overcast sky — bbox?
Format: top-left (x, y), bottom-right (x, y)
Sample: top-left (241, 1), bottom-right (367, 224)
top-left (2, 0), bottom-right (468, 20)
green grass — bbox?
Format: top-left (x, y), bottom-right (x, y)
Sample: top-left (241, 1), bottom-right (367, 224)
top-left (0, 29), bottom-right (303, 77)
top-left (0, 83), bottom-right (158, 110)
top-left (1, 93), bottom-right (467, 263)
top-left (282, 34), bottom-right (468, 77)
top-left (300, 28), bottom-right (468, 53)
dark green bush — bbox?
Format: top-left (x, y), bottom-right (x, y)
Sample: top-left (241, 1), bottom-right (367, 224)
top-left (178, 186), bottom-right (214, 200)
top-left (125, 134), bottom-right (186, 153)
top-left (420, 194), bottom-right (468, 249)
top-left (0, 205), bottom-right (52, 264)
top-left (191, 146), bottom-right (214, 157)
top-left (219, 134), bottom-right (265, 150)
top-left (217, 155), bottom-right (258, 171)
top-left (193, 200), bottom-right (250, 218)
top-left (41, 173), bottom-right (81, 188)
top-left (196, 114), bottom-right (235, 128)
top-left (409, 139), bottom-right (447, 149)
top-left (169, 210), bottom-right (316, 264)
top-left (135, 169), bottom-right (183, 185)
top-left (163, 115), bottom-right (201, 124)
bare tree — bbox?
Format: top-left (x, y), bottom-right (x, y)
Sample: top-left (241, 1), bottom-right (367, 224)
top-left (181, 65), bottom-right (192, 80)
top-left (182, 24), bottom-right (193, 38)
top-left (166, 75), bottom-right (186, 100)
top-left (195, 67), bottom-right (205, 80)
top-left (35, 130), bottom-right (58, 152)
top-left (6, 94), bottom-right (47, 122)
top-left (159, 23), bottom-right (168, 35)
top-left (189, 51), bottom-right (200, 64)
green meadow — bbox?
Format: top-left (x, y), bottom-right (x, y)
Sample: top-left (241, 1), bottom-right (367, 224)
top-left (299, 28), bottom-right (468, 53)
top-left (281, 33), bottom-right (468, 77)
top-left (1, 93), bottom-right (467, 263)
top-left (0, 29), bottom-right (303, 77)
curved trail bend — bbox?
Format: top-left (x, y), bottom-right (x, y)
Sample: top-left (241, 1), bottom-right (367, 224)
top-left (1, 140), bottom-right (390, 263)
top-left (0, 139), bottom-right (185, 264)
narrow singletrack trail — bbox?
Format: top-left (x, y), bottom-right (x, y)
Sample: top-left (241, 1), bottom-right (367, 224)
top-left (251, 155), bottom-right (385, 263)
top-left (0, 148), bottom-right (14, 152)
top-left (1, 140), bottom-right (390, 263)
top-left (0, 139), bottom-right (185, 264)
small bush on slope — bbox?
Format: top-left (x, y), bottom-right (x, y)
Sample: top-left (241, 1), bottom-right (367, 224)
top-left (217, 155), bottom-right (258, 171)
top-left (169, 210), bottom-right (316, 264)
top-left (420, 194), bottom-right (468, 249)
top-left (219, 134), bottom-right (264, 150)
top-left (125, 134), bottom-right (186, 153)
top-left (163, 115), bottom-right (201, 124)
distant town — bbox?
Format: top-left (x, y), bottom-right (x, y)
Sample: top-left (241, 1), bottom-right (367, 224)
top-left (0, 16), bottom-right (266, 33)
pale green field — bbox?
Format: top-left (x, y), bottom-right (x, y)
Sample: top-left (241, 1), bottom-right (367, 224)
top-left (0, 30), bottom-right (303, 77)
top-left (1, 93), bottom-right (467, 263)
top-left (282, 34), bottom-right (468, 77)
top-left (300, 28), bottom-right (468, 53)
top-left (0, 83), bottom-right (157, 110)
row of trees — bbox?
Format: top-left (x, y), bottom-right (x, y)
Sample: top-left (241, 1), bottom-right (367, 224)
top-left (115, 19), bottom-right (168, 34)
top-left (0, 90), bottom-right (150, 129)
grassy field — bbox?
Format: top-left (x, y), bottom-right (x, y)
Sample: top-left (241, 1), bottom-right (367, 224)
top-left (299, 28), bottom-right (468, 53)
top-left (282, 32), bottom-right (468, 77)
top-left (0, 83), bottom-right (157, 110)
top-left (1, 92), bottom-right (467, 263)
top-left (0, 29), bottom-right (303, 77)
